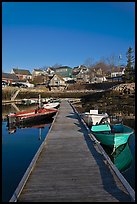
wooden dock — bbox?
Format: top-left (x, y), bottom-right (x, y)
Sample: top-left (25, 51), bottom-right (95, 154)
top-left (10, 100), bottom-right (134, 202)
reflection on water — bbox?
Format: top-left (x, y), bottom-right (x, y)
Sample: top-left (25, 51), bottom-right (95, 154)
top-left (7, 116), bottom-right (53, 135)
top-left (2, 102), bottom-right (135, 201)
top-left (2, 103), bottom-right (53, 202)
top-left (2, 103), bottom-right (38, 119)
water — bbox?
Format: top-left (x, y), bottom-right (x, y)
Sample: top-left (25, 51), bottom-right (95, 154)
top-left (2, 104), bottom-right (52, 202)
top-left (2, 102), bottom-right (135, 201)
top-left (122, 133), bottom-right (135, 189)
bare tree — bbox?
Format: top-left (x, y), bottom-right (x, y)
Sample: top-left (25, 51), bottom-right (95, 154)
top-left (83, 57), bottom-right (94, 68)
top-left (106, 54), bottom-right (118, 73)
top-left (40, 65), bottom-right (49, 71)
top-left (51, 63), bottom-right (62, 68)
top-left (93, 60), bottom-right (109, 76)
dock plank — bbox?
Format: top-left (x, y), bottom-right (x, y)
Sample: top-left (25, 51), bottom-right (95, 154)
top-left (17, 100), bottom-right (132, 202)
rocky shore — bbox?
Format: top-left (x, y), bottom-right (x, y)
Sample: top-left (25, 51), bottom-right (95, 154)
top-left (111, 83), bottom-right (135, 94)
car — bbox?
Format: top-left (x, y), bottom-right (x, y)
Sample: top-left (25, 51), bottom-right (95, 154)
top-left (2, 81), bottom-right (8, 87)
top-left (11, 82), bottom-right (28, 88)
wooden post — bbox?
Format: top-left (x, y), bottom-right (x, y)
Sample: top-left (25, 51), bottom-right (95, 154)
top-left (38, 94), bottom-right (41, 108)
top-left (11, 89), bottom-right (20, 101)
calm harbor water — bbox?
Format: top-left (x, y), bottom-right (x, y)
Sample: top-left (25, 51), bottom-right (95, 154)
top-left (2, 102), bottom-right (135, 202)
top-left (2, 103), bottom-right (52, 202)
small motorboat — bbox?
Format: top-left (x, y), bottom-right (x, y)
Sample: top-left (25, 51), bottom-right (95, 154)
top-left (7, 107), bottom-right (58, 126)
top-left (91, 123), bottom-right (134, 150)
top-left (43, 102), bottom-right (60, 109)
top-left (21, 98), bottom-right (38, 105)
top-left (81, 109), bottom-right (110, 127)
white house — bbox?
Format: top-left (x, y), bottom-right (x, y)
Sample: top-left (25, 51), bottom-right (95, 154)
top-left (32, 69), bottom-right (47, 78)
top-left (49, 74), bottom-right (66, 90)
top-left (90, 76), bottom-right (107, 83)
top-left (111, 67), bottom-right (125, 77)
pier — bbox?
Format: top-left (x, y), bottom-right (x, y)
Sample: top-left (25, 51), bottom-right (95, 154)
top-left (10, 100), bottom-right (134, 202)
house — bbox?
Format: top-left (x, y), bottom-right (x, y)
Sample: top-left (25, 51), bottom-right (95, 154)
top-left (49, 74), bottom-right (66, 90)
top-left (54, 66), bottom-right (72, 78)
top-left (33, 74), bottom-right (50, 85)
top-left (32, 69), bottom-right (47, 79)
top-left (72, 66), bottom-right (80, 76)
top-left (111, 67), bottom-right (125, 77)
top-left (90, 76), bottom-right (107, 83)
top-left (72, 65), bottom-right (90, 83)
top-left (46, 67), bottom-right (55, 76)
top-left (2, 72), bottom-right (19, 84)
top-left (11, 68), bottom-right (32, 81)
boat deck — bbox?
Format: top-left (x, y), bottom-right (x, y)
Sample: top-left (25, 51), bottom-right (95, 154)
top-left (14, 100), bottom-right (133, 202)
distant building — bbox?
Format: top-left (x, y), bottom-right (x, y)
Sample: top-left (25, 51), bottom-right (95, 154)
top-left (90, 76), bottom-right (107, 83)
top-left (72, 65), bottom-right (90, 83)
top-left (54, 66), bottom-right (72, 78)
top-left (33, 75), bottom-right (50, 85)
top-left (49, 74), bottom-right (66, 90)
top-left (46, 67), bottom-right (55, 76)
top-left (32, 69), bottom-right (47, 79)
top-left (2, 72), bottom-right (19, 84)
top-left (11, 68), bottom-right (32, 81)
top-left (111, 67), bottom-right (125, 77)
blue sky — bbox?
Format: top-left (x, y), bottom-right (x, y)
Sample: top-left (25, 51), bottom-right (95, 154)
top-left (2, 2), bottom-right (135, 73)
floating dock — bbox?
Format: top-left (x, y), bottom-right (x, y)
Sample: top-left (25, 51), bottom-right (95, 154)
top-left (10, 100), bottom-right (135, 202)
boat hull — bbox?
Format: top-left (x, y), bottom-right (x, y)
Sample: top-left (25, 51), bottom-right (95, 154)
top-left (91, 124), bottom-right (134, 149)
top-left (113, 143), bottom-right (132, 172)
top-left (7, 108), bottom-right (57, 127)
top-left (17, 111), bottom-right (56, 125)
top-left (93, 132), bottom-right (131, 149)
top-left (81, 112), bottom-right (109, 127)
top-left (43, 102), bottom-right (60, 109)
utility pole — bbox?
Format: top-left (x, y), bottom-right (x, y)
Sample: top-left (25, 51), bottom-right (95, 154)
top-left (118, 54), bottom-right (122, 81)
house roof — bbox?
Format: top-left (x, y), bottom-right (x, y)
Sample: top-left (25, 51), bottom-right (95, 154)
top-left (52, 73), bottom-right (65, 81)
top-left (12, 68), bottom-right (31, 75)
top-left (2, 73), bottom-right (19, 81)
top-left (55, 66), bottom-right (72, 70)
top-left (112, 66), bottom-right (125, 72)
top-left (33, 69), bottom-right (44, 72)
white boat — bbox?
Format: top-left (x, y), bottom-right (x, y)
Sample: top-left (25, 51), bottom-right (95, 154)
top-left (22, 99), bottom-right (38, 104)
top-left (43, 102), bottom-right (60, 109)
top-left (81, 110), bottom-right (110, 127)
top-left (22, 98), bottom-right (48, 105)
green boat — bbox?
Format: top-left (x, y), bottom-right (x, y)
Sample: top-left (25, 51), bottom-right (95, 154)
top-left (103, 143), bottom-right (133, 172)
top-left (112, 143), bottom-right (133, 172)
top-left (91, 123), bottom-right (134, 149)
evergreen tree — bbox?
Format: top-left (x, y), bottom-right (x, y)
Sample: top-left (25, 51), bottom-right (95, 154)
top-left (123, 47), bottom-right (135, 82)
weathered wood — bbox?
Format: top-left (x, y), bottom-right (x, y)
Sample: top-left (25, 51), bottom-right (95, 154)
top-left (11, 89), bottom-right (20, 101)
top-left (12, 100), bottom-right (133, 202)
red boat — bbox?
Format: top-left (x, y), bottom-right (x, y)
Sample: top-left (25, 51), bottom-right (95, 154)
top-left (7, 107), bottom-right (58, 126)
